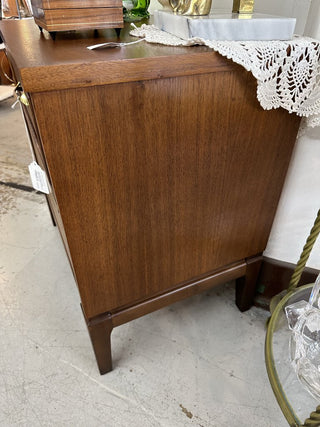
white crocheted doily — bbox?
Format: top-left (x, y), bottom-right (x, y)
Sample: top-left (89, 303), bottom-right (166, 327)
top-left (130, 24), bottom-right (320, 127)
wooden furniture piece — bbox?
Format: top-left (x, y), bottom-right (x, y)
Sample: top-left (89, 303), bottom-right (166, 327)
top-left (0, 48), bottom-right (12, 84)
top-left (2, 0), bottom-right (31, 18)
top-left (265, 209), bottom-right (320, 426)
top-left (2, 0), bottom-right (19, 17)
top-left (0, 19), bottom-right (301, 374)
top-left (30, 0), bottom-right (123, 33)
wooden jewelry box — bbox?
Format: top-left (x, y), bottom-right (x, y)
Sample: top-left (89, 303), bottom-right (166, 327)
top-left (30, 0), bottom-right (123, 33)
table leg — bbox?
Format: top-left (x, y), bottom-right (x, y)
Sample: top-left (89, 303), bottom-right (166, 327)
top-left (236, 254), bottom-right (263, 312)
top-left (81, 306), bottom-right (113, 374)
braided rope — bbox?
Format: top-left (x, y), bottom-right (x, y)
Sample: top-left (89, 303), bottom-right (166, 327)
top-left (266, 209), bottom-right (320, 427)
top-left (302, 405), bottom-right (320, 426)
top-left (289, 209), bottom-right (320, 427)
top-left (287, 209), bottom-right (320, 293)
top-left (265, 287), bottom-right (304, 427)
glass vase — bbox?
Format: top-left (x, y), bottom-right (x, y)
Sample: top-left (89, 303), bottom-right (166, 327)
top-left (123, 0), bottom-right (150, 22)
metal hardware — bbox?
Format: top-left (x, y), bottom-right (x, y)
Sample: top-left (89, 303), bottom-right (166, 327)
top-left (233, 0), bottom-right (254, 14)
top-left (169, 0), bottom-right (212, 16)
top-left (87, 38), bottom-right (145, 50)
top-left (13, 82), bottom-right (30, 107)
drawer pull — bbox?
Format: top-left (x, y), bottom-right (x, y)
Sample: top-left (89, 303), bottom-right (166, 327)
top-left (20, 92), bottom-right (29, 106)
top-left (13, 82), bottom-right (30, 107)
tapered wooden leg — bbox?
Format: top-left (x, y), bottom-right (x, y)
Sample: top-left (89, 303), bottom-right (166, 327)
top-left (81, 305), bottom-right (113, 374)
top-left (236, 254), bottom-right (263, 312)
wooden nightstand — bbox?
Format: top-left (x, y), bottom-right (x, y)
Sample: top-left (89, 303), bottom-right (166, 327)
top-left (0, 19), bottom-right (301, 374)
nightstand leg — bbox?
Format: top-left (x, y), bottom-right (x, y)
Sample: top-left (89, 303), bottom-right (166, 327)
top-left (236, 254), bottom-right (263, 312)
top-left (81, 306), bottom-right (113, 374)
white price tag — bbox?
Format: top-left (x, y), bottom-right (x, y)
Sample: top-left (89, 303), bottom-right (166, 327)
top-left (28, 161), bottom-right (50, 194)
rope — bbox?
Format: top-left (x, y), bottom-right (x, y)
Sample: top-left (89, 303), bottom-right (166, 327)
top-left (302, 406), bottom-right (320, 426)
top-left (287, 209), bottom-right (320, 293)
top-left (266, 209), bottom-right (320, 427)
top-left (265, 288), bottom-right (303, 427)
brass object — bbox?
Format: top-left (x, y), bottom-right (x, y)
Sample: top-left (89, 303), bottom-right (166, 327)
top-left (169, 0), bottom-right (212, 16)
top-left (14, 82), bottom-right (30, 107)
top-left (238, 14), bottom-right (253, 19)
top-left (158, 0), bottom-right (172, 9)
top-left (19, 92), bottom-right (29, 106)
top-left (232, 0), bottom-right (254, 14)
top-left (164, 0), bottom-right (252, 18)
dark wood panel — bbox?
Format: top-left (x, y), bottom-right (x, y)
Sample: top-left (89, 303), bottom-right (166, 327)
top-left (20, 100), bottom-right (74, 269)
top-left (31, 69), bottom-right (300, 318)
top-left (111, 261), bottom-right (247, 326)
top-left (1, 18), bottom-right (302, 372)
top-left (0, 49), bottom-right (12, 84)
top-left (255, 256), bottom-right (319, 308)
top-left (83, 260), bottom-right (248, 374)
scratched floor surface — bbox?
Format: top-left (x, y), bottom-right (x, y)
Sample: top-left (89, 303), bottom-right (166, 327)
top-left (0, 97), bottom-right (287, 426)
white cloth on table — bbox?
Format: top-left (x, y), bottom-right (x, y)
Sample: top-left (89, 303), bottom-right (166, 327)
top-left (130, 24), bottom-right (320, 127)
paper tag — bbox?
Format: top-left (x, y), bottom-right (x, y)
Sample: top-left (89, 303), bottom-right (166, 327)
top-left (28, 161), bottom-right (50, 194)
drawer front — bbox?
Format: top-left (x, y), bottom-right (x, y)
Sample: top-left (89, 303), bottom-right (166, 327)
top-left (20, 95), bottom-right (74, 270)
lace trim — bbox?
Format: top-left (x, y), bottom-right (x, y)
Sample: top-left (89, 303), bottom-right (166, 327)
top-left (130, 24), bottom-right (320, 127)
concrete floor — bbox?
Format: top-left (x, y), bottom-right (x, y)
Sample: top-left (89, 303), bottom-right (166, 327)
top-left (0, 96), bottom-right (287, 426)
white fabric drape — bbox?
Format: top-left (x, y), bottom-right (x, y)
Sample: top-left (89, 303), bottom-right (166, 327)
top-left (304, 0), bottom-right (320, 40)
top-left (130, 24), bottom-right (320, 126)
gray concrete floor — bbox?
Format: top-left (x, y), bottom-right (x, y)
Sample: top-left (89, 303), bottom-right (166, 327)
top-left (0, 96), bottom-right (287, 426)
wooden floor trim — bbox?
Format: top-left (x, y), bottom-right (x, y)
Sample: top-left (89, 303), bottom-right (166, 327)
top-left (111, 261), bottom-right (247, 327)
top-left (255, 256), bottom-right (319, 309)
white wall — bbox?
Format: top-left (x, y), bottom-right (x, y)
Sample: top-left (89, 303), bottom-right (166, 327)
top-left (254, 0), bottom-right (311, 34)
top-left (265, 0), bottom-right (320, 269)
top-left (304, 0), bottom-right (320, 39)
top-left (209, 0), bottom-right (312, 32)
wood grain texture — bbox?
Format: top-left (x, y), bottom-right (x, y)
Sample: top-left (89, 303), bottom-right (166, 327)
top-left (32, 7), bottom-right (123, 32)
top-left (110, 261), bottom-right (247, 327)
top-left (30, 70), bottom-right (300, 318)
top-left (31, 0), bottom-right (121, 9)
top-left (30, 0), bottom-right (123, 32)
top-left (81, 306), bottom-right (113, 374)
top-left (2, 0), bottom-right (18, 16)
top-left (0, 19), bottom-right (234, 93)
top-left (1, 19), bottom-right (302, 371)
top-left (256, 256), bottom-right (319, 308)
top-left (0, 49), bottom-right (12, 84)
top-left (20, 99), bottom-right (74, 270)
top-left (85, 260), bottom-right (246, 373)
top-left (236, 254), bottom-right (263, 311)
